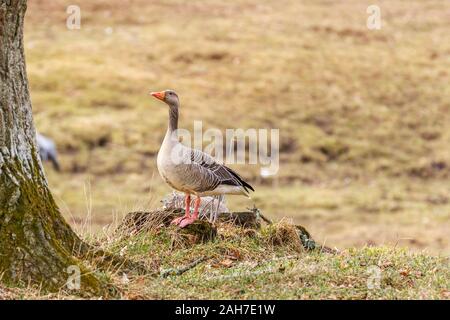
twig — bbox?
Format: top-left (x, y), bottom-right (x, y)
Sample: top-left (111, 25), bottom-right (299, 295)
top-left (160, 256), bottom-right (209, 278)
top-left (259, 212), bottom-right (272, 225)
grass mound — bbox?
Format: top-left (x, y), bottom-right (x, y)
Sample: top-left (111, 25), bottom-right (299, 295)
top-left (0, 213), bottom-right (448, 299)
top-left (105, 218), bottom-right (449, 299)
top-left (114, 209), bottom-right (321, 252)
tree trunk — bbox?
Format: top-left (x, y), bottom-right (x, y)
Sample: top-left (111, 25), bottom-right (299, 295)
top-left (0, 0), bottom-right (107, 294)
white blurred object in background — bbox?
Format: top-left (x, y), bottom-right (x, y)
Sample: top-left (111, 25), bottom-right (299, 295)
top-left (36, 132), bottom-right (61, 171)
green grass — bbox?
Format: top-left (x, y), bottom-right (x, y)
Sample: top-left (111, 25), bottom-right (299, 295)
top-left (105, 222), bottom-right (449, 299)
top-left (139, 247), bottom-right (449, 300)
top-left (1, 219), bottom-right (448, 299)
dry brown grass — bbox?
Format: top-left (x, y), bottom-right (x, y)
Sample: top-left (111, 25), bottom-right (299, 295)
top-left (263, 219), bottom-right (305, 252)
top-left (23, 0), bottom-right (450, 253)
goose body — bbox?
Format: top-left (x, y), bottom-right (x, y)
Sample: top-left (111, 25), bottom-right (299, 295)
top-left (151, 89), bottom-right (254, 227)
top-left (157, 130), bottom-right (252, 197)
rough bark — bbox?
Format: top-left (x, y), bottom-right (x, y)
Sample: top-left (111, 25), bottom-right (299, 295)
top-left (0, 0), bottom-right (111, 294)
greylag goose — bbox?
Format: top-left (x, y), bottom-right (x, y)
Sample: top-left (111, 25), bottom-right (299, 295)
top-left (150, 90), bottom-right (254, 227)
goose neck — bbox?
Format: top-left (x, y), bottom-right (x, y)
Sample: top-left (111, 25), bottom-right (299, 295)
top-left (168, 105), bottom-right (178, 133)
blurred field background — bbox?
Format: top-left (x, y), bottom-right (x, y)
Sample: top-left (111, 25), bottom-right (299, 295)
top-left (26, 0), bottom-right (449, 253)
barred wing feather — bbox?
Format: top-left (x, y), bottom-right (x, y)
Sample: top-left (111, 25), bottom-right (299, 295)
top-left (177, 147), bottom-right (254, 194)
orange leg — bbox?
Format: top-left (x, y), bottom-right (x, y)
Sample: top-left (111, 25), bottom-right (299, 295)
top-left (171, 193), bottom-right (191, 225)
top-left (179, 196), bottom-right (201, 228)
top-left (185, 194), bottom-right (192, 216)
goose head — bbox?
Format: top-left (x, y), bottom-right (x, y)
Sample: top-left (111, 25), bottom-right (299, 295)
top-left (150, 89), bottom-right (179, 108)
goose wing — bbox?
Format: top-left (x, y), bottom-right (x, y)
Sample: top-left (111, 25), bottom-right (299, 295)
top-left (176, 146), bottom-right (254, 194)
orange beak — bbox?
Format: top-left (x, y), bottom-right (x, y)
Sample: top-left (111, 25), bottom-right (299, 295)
top-left (150, 91), bottom-right (165, 101)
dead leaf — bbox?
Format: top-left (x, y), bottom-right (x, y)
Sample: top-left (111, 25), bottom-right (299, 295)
top-left (225, 248), bottom-right (242, 260)
top-left (399, 269), bottom-right (410, 277)
top-left (219, 259), bottom-right (234, 268)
